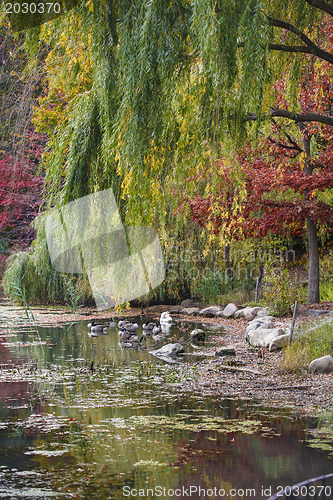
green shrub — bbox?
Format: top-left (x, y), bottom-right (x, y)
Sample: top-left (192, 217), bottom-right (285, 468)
top-left (320, 282), bottom-right (333, 301)
top-left (262, 265), bottom-right (304, 316)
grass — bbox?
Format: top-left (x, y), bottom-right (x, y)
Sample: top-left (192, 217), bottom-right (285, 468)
top-left (280, 317), bottom-right (333, 373)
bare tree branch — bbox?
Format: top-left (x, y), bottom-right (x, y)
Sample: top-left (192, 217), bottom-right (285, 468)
top-left (267, 16), bottom-right (333, 64)
top-left (247, 109), bottom-right (333, 126)
top-left (269, 43), bottom-right (333, 64)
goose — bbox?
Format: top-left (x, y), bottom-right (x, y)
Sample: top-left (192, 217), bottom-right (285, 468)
top-left (109, 319), bottom-right (116, 327)
top-left (118, 320), bottom-right (139, 332)
top-left (118, 320), bottom-right (129, 328)
top-left (123, 322), bottom-right (139, 333)
top-left (118, 329), bottom-right (131, 340)
top-left (152, 323), bottom-right (161, 335)
top-left (91, 324), bottom-right (105, 333)
top-left (88, 321), bottom-right (105, 333)
top-left (160, 312), bottom-right (172, 323)
top-left (143, 322), bottom-right (155, 330)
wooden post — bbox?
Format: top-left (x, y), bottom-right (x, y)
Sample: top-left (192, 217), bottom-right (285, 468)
top-left (289, 300), bottom-right (298, 346)
top-left (255, 277), bottom-right (259, 303)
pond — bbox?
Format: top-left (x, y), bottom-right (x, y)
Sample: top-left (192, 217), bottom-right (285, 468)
top-left (0, 313), bottom-right (332, 499)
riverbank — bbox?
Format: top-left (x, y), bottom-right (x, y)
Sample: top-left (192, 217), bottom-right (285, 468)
top-left (0, 300), bottom-right (332, 417)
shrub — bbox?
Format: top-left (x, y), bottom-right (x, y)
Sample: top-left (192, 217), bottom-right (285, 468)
top-left (262, 265), bottom-right (304, 316)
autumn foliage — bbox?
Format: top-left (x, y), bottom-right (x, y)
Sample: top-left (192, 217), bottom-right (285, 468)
top-left (184, 32), bottom-right (333, 243)
top-left (0, 131), bottom-right (46, 255)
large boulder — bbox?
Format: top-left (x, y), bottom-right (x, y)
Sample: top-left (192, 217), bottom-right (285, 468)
top-left (246, 317), bottom-right (273, 334)
top-left (241, 307), bottom-right (257, 321)
top-left (199, 306), bottom-right (222, 317)
top-left (256, 308), bottom-right (270, 318)
top-left (152, 343), bottom-right (184, 357)
top-left (247, 327), bottom-right (286, 348)
top-left (309, 355), bottom-right (333, 373)
top-left (269, 333), bottom-right (290, 351)
top-left (222, 303), bottom-right (238, 318)
top-left (234, 306), bottom-right (269, 320)
top-left (234, 309), bottom-right (245, 319)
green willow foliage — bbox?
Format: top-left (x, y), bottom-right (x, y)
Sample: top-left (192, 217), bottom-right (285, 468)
top-left (5, 0), bottom-right (328, 304)
top-left (30, 0), bottom-right (323, 211)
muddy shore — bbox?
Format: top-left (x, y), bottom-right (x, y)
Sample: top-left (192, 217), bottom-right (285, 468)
top-left (0, 301), bottom-right (332, 417)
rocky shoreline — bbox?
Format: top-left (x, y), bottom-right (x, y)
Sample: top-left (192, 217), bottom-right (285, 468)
top-left (0, 300), bottom-right (332, 417)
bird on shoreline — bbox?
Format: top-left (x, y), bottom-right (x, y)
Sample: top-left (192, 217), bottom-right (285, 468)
top-left (160, 312), bottom-right (172, 324)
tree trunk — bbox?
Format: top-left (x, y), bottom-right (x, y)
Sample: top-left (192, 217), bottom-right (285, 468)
top-left (299, 125), bottom-right (320, 304)
top-left (306, 217), bottom-right (320, 304)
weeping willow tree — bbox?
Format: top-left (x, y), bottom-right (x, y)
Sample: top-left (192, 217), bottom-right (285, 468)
top-left (4, 0), bottom-right (333, 304)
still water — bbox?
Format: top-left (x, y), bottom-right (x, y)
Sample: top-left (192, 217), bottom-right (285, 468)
top-left (0, 314), bottom-right (332, 499)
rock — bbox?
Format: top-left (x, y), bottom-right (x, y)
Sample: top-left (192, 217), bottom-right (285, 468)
top-left (247, 327), bottom-right (286, 347)
top-left (242, 307), bottom-right (257, 321)
top-left (256, 308), bottom-right (270, 318)
top-left (170, 306), bottom-right (183, 314)
top-left (234, 309), bottom-right (245, 319)
top-left (180, 299), bottom-right (202, 308)
top-left (199, 306), bottom-right (222, 317)
top-left (235, 307), bottom-right (266, 319)
top-left (269, 333), bottom-right (291, 351)
top-left (246, 317), bottom-right (273, 334)
top-left (182, 307), bottom-right (200, 316)
top-left (222, 303), bottom-right (238, 318)
top-left (215, 347), bottom-right (236, 356)
top-left (309, 355), bottom-right (333, 373)
top-left (308, 309), bottom-right (333, 317)
top-left (152, 343), bottom-right (184, 357)
top-left (190, 329), bottom-right (205, 342)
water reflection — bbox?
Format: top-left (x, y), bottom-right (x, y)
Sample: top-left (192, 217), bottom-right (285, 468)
top-left (0, 315), bottom-right (331, 499)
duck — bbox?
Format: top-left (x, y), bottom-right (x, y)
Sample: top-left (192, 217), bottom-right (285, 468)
top-left (160, 311), bottom-right (172, 324)
top-left (152, 323), bottom-right (161, 335)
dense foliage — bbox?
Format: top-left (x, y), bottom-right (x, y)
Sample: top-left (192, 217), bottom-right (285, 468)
top-left (3, 0), bottom-right (333, 305)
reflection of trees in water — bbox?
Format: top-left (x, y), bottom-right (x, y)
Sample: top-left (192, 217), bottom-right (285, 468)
top-left (172, 419), bottom-right (333, 499)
